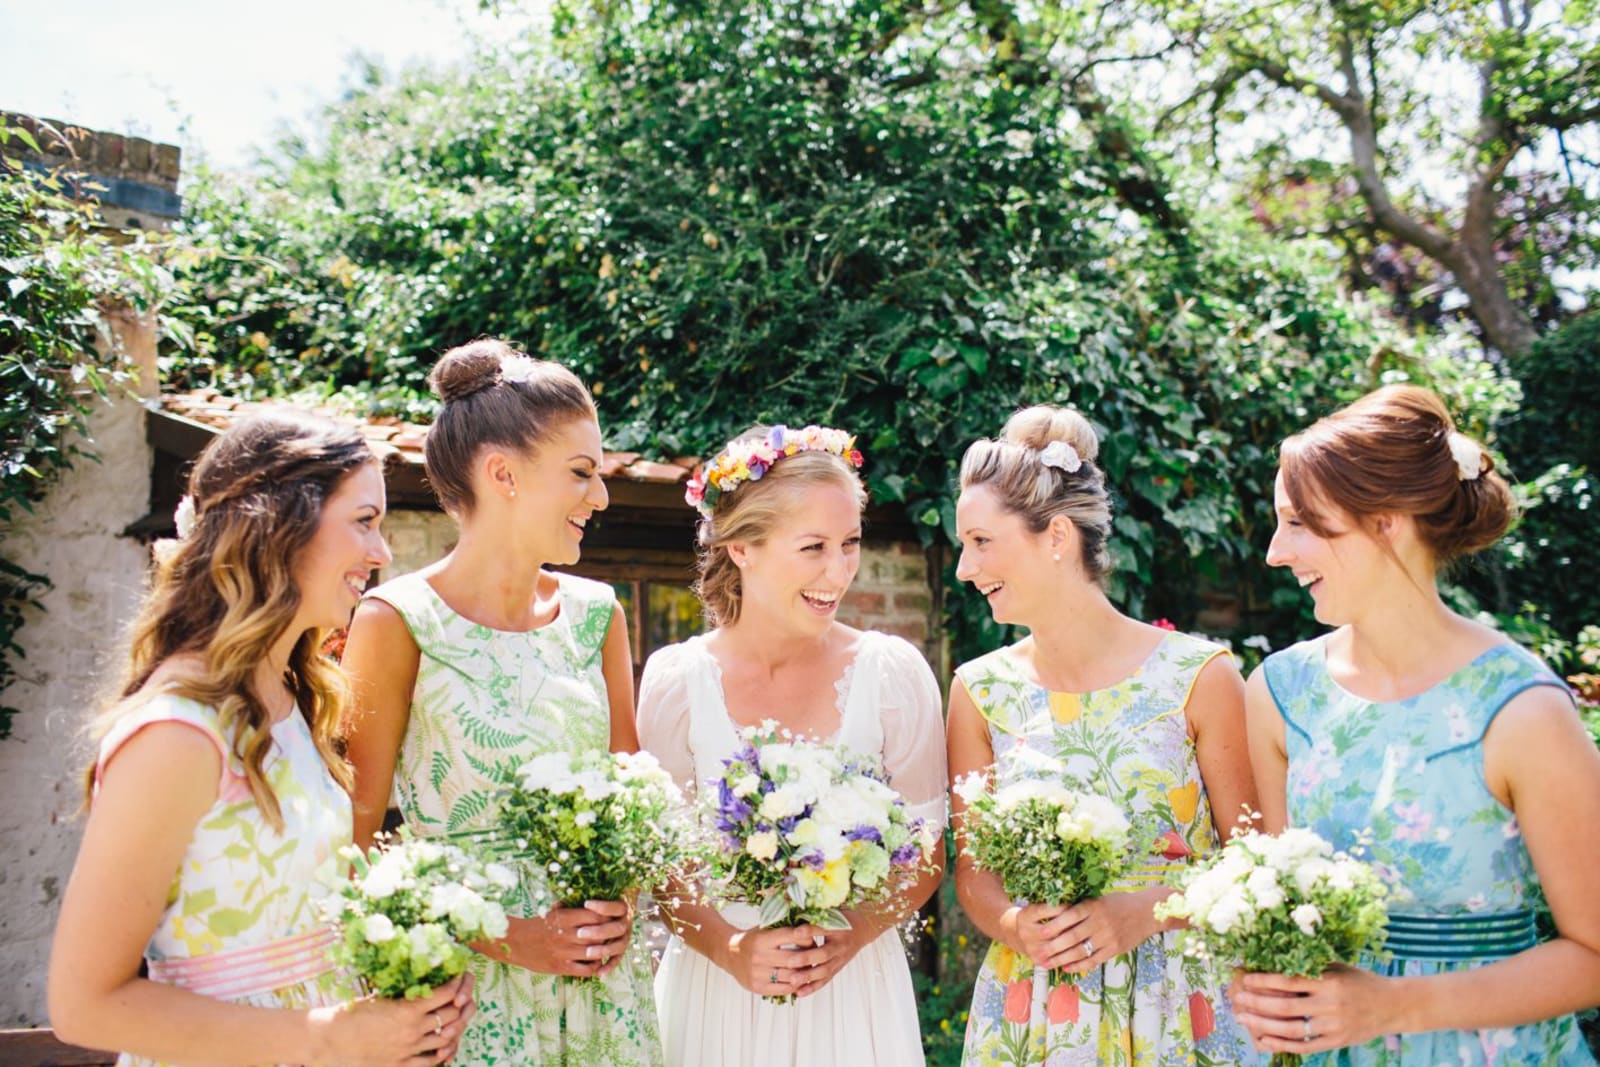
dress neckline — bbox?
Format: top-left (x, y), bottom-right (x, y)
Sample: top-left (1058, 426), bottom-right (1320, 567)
top-left (1314, 634), bottom-right (1514, 706)
top-left (688, 631), bottom-right (874, 745)
top-left (416, 569), bottom-right (570, 636)
top-left (995, 630), bottom-right (1171, 697)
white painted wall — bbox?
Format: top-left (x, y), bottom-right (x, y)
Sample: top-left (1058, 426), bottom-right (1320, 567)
top-left (0, 364), bottom-right (154, 1026)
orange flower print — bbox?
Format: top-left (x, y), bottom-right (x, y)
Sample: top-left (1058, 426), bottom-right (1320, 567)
top-left (1159, 829), bottom-right (1192, 860)
top-left (1003, 980), bottom-right (1032, 1023)
top-left (1190, 991), bottom-right (1215, 1041)
top-left (1047, 981), bottom-right (1080, 1024)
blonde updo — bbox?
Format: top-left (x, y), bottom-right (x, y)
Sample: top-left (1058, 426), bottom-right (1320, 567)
top-left (1279, 384), bottom-right (1515, 564)
top-left (423, 338), bottom-right (596, 514)
top-left (694, 427), bottom-right (868, 627)
top-left (959, 405), bottom-right (1112, 581)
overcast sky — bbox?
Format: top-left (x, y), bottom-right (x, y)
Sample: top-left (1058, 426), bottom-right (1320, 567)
top-left (0, 0), bottom-right (539, 172)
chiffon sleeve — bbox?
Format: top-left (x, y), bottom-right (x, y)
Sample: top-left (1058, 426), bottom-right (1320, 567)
top-left (876, 635), bottom-right (949, 831)
top-left (637, 643), bottom-right (697, 792)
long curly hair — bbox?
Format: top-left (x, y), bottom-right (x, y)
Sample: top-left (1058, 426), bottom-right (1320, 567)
top-left (84, 410), bottom-right (374, 829)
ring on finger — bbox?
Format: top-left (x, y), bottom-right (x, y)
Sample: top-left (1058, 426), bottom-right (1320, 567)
top-left (1303, 1015), bottom-right (1313, 1043)
top-left (433, 1011), bottom-right (443, 1035)
top-left (1082, 938), bottom-right (1095, 959)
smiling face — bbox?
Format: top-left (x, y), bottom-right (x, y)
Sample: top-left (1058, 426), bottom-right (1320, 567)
top-left (1265, 470), bottom-right (1395, 626)
top-left (503, 416), bottom-right (609, 566)
top-left (954, 483), bottom-right (1062, 626)
top-left (291, 460), bottom-right (393, 631)
top-left (730, 481), bottom-right (863, 636)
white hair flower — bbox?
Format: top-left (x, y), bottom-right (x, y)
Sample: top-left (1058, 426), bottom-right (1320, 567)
top-left (173, 495), bottom-right (198, 540)
top-left (1038, 440), bottom-right (1082, 474)
top-left (499, 357), bottom-right (541, 384)
top-left (1448, 433), bottom-right (1483, 482)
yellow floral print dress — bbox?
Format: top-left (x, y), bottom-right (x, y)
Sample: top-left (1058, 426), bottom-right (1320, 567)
top-left (955, 631), bottom-right (1254, 1067)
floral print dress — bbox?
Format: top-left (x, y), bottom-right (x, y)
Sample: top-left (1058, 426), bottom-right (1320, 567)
top-left (1263, 634), bottom-right (1596, 1067)
top-left (956, 631), bottom-right (1254, 1067)
top-left (94, 694), bottom-right (353, 1067)
top-left (370, 570), bottom-right (662, 1067)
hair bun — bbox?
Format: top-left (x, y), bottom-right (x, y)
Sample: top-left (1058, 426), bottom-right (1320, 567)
top-left (429, 338), bottom-right (518, 402)
top-left (1001, 405), bottom-right (1101, 464)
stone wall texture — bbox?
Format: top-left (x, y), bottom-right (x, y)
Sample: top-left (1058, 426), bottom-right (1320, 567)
top-left (0, 392), bottom-right (154, 1025)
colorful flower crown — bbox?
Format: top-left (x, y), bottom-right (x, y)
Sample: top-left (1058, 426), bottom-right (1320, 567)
top-left (685, 424), bottom-right (864, 517)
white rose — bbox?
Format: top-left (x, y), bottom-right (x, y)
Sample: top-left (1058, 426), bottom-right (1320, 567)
top-left (747, 830), bottom-right (779, 862)
top-left (732, 773), bottom-right (761, 798)
top-left (759, 785), bottom-right (808, 821)
top-left (361, 854), bottom-right (407, 899)
top-left (362, 913), bottom-right (398, 943)
top-left (1245, 866), bottom-right (1285, 910)
top-left (1206, 888), bottom-right (1251, 934)
top-left (1290, 904), bottom-right (1322, 935)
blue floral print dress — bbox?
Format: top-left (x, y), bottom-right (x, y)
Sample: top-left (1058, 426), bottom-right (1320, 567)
top-left (1263, 634), bottom-right (1596, 1066)
top-left (957, 631), bottom-right (1255, 1067)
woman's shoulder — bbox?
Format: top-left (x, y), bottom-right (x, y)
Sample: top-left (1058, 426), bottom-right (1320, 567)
top-left (554, 570), bottom-right (619, 607)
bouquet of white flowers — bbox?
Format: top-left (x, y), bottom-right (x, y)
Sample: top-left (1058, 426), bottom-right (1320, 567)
top-left (482, 748), bottom-right (693, 914)
top-left (1154, 826), bottom-right (1389, 1067)
top-left (954, 770), bottom-right (1139, 914)
top-left (704, 721), bottom-right (936, 995)
top-left (323, 837), bottom-right (515, 1000)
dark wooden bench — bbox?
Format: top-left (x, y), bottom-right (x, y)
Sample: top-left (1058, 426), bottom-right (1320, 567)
top-left (0, 1030), bottom-right (114, 1067)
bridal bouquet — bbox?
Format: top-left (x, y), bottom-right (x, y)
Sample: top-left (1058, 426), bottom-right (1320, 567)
top-left (323, 837), bottom-right (515, 999)
top-left (705, 723), bottom-right (936, 944)
top-left (1153, 826), bottom-right (1389, 1067)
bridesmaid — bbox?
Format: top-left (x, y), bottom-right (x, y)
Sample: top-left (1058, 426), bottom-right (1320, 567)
top-left (947, 405), bottom-right (1258, 1067)
top-left (49, 411), bottom-right (472, 1066)
top-left (341, 340), bottom-right (661, 1067)
top-left (636, 424), bottom-right (946, 1067)
top-left (1231, 384), bottom-right (1600, 1064)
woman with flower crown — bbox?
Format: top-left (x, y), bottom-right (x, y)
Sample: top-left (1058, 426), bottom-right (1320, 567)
top-left (948, 405), bottom-right (1258, 1067)
top-left (340, 340), bottom-right (662, 1067)
top-left (1227, 385), bottom-right (1600, 1065)
top-left (49, 411), bottom-right (475, 1066)
top-left (636, 424), bottom-right (947, 1067)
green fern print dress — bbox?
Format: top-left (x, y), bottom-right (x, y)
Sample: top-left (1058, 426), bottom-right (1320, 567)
top-left (370, 571), bottom-right (662, 1067)
top-left (956, 631), bottom-right (1254, 1067)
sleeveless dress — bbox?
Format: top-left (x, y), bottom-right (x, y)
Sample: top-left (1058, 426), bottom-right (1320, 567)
top-left (1263, 634), bottom-right (1597, 1067)
top-left (94, 693), bottom-right (352, 1067)
top-left (368, 570), bottom-right (662, 1067)
top-left (955, 631), bottom-right (1255, 1067)
top-left (636, 630), bottom-right (948, 1067)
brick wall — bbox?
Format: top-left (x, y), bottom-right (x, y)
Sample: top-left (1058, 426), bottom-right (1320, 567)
top-left (1, 112), bottom-right (181, 233)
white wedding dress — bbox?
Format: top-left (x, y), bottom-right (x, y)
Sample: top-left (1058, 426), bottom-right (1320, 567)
top-left (637, 629), bottom-right (947, 1067)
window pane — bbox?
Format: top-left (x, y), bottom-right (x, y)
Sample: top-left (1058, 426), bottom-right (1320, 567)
top-left (646, 582), bottom-right (705, 654)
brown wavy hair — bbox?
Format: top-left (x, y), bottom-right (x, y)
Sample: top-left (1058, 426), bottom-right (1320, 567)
top-left (84, 410), bottom-right (375, 829)
top-left (693, 428), bottom-right (867, 627)
top-left (1279, 384), bottom-right (1515, 565)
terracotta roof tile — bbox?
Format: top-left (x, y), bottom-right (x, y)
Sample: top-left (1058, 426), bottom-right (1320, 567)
top-left (158, 390), bottom-right (698, 486)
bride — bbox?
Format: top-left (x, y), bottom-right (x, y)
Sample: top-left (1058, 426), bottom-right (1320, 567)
top-left (637, 425), bottom-right (946, 1067)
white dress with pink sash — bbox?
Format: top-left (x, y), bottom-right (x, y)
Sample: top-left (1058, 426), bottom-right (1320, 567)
top-left (95, 694), bottom-right (352, 1067)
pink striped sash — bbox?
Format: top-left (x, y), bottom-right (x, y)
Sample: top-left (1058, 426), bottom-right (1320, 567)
top-left (148, 928), bottom-right (337, 1001)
